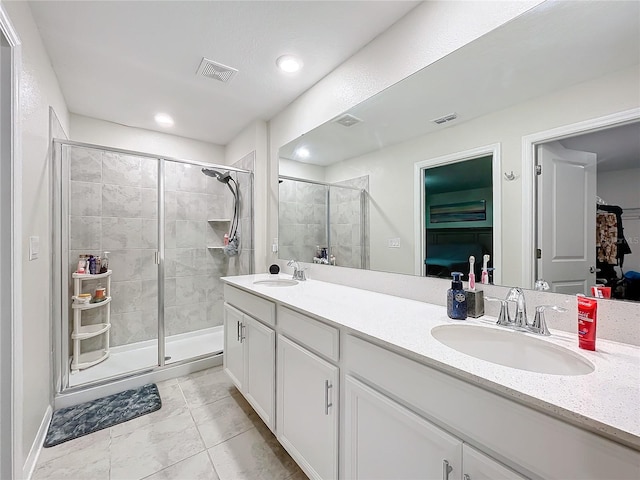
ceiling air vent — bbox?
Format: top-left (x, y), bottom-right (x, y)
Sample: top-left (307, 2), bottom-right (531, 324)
top-left (196, 57), bottom-right (238, 83)
top-left (432, 113), bottom-right (458, 125)
top-left (333, 113), bottom-right (362, 127)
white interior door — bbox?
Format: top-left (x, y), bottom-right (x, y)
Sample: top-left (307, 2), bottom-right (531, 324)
top-left (537, 142), bottom-right (597, 294)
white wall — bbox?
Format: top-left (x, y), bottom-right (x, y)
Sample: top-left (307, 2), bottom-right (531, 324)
top-left (3, 0), bottom-right (70, 471)
top-left (598, 167), bottom-right (640, 272)
top-left (318, 65), bottom-right (640, 284)
top-left (267, 0), bottom-right (543, 270)
top-left (224, 119), bottom-right (268, 271)
top-left (70, 114), bottom-right (225, 164)
top-left (279, 158), bottom-right (325, 183)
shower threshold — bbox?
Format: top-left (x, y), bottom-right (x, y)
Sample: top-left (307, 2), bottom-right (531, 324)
top-left (68, 326), bottom-right (224, 388)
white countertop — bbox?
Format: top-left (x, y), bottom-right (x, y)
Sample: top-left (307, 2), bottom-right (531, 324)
top-left (223, 274), bottom-right (640, 451)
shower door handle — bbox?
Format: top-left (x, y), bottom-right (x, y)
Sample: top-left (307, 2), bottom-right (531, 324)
top-left (154, 251), bottom-right (160, 265)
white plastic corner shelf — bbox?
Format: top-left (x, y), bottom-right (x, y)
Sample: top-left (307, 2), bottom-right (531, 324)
top-left (71, 269), bottom-right (112, 371)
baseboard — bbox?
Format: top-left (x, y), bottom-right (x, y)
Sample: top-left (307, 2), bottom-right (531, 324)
top-left (22, 405), bottom-right (52, 480)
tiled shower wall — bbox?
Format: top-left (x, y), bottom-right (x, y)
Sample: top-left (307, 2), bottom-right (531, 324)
top-left (278, 176), bottom-right (369, 267)
top-left (330, 176), bottom-right (369, 269)
top-left (66, 144), bottom-right (253, 351)
top-left (278, 180), bottom-right (327, 263)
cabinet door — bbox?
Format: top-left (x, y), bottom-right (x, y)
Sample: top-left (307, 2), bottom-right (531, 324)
top-left (462, 444), bottom-right (526, 480)
top-left (244, 315), bottom-right (275, 430)
top-left (223, 303), bottom-right (244, 390)
top-left (345, 375), bottom-right (462, 480)
top-left (277, 335), bottom-right (338, 480)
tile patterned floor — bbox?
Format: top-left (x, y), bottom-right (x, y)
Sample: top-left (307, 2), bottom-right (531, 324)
top-left (33, 366), bottom-right (309, 480)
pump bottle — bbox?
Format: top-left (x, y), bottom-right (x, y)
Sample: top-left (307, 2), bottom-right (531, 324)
top-left (447, 272), bottom-right (467, 320)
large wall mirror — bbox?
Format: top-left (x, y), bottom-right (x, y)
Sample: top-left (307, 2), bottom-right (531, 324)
top-left (278, 0), bottom-right (640, 302)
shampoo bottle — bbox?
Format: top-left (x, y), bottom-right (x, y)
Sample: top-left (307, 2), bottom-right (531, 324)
top-left (447, 272), bottom-right (467, 320)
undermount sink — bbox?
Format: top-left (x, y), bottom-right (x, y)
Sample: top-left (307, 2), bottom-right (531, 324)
top-left (431, 324), bottom-right (594, 376)
top-left (253, 279), bottom-right (299, 287)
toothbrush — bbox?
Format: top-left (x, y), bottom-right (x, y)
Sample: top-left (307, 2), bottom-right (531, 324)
top-left (468, 256), bottom-right (476, 291)
top-left (481, 254), bottom-right (490, 285)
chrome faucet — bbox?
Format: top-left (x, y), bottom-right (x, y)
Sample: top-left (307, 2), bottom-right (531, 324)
top-left (287, 259), bottom-right (307, 281)
top-left (486, 288), bottom-right (566, 336)
top-left (505, 287), bottom-right (528, 329)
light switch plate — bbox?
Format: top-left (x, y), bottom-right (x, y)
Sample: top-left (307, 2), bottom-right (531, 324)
top-left (29, 236), bottom-right (40, 260)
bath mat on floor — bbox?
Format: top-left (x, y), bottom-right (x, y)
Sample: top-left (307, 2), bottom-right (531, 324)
top-left (44, 383), bottom-right (162, 447)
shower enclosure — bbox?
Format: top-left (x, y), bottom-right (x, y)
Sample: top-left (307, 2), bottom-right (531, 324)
top-left (52, 140), bottom-right (254, 393)
top-left (278, 175), bottom-right (368, 268)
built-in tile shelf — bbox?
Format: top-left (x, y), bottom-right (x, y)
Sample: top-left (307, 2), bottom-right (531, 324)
top-left (207, 219), bottom-right (231, 250)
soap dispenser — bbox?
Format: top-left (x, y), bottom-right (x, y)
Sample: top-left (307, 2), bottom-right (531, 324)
top-left (447, 272), bottom-right (467, 320)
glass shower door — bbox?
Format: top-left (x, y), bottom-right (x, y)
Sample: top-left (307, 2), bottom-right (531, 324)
top-left (162, 160), bottom-right (223, 364)
top-left (63, 143), bottom-right (160, 388)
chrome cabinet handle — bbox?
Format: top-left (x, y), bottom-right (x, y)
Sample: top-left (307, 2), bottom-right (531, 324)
top-left (236, 320), bottom-right (240, 342)
top-left (324, 380), bottom-right (333, 415)
top-left (443, 460), bottom-right (453, 480)
top-left (240, 323), bottom-right (246, 343)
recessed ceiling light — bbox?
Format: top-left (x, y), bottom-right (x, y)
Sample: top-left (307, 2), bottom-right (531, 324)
top-left (276, 55), bottom-right (303, 73)
top-left (154, 113), bottom-right (174, 127)
top-left (295, 147), bottom-right (310, 159)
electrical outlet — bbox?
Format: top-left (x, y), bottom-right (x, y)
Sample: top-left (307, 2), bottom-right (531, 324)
top-left (388, 237), bottom-right (400, 248)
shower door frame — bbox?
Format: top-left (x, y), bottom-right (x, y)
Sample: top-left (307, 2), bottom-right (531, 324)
top-left (52, 139), bottom-right (254, 395)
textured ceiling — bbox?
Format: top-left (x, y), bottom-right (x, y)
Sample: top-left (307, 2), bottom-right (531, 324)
top-left (28, 0), bottom-right (419, 145)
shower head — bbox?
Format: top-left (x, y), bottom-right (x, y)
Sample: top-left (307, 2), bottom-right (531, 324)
top-left (201, 168), bottom-right (231, 184)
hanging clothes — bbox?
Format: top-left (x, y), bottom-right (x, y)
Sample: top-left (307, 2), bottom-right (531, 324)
top-left (596, 212), bottom-right (618, 264)
top-left (596, 204), bottom-right (632, 267)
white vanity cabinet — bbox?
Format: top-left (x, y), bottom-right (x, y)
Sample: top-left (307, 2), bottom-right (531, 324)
top-left (345, 334), bottom-right (639, 480)
top-left (223, 303), bottom-right (245, 389)
top-left (344, 375), bottom-right (524, 480)
top-left (462, 444), bottom-right (527, 480)
top-left (222, 279), bottom-right (640, 480)
top-left (345, 375), bottom-right (462, 479)
top-left (223, 285), bottom-right (276, 430)
top-left (277, 305), bottom-right (340, 480)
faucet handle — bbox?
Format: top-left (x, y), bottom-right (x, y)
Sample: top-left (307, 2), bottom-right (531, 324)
top-left (534, 279), bottom-right (550, 291)
top-left (529, 305), bottom-right (567, 336)
top-left (484, 296), bottom-right (511, 326)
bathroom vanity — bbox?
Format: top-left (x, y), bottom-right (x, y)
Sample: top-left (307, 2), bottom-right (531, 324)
top-left (222, 275), bottom-right (640, 480)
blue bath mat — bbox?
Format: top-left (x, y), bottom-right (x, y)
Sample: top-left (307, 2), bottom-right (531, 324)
top-left (44, 383), bottom-right (162, 447)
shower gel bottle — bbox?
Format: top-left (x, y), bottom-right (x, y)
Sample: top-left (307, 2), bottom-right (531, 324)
top-left (447, 272), bottom-right (467, 320)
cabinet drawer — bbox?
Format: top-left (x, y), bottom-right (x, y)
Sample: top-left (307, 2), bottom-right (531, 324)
top-left (224, 285), bottom-right (275, 326)
top-left (345, 334), bottom-right (640, 480)
top-left (278, 306), bottom-right (339, 361)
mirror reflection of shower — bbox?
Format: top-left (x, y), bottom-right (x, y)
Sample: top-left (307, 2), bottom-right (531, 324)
top-left (202, 168), bottom-right (240, 256)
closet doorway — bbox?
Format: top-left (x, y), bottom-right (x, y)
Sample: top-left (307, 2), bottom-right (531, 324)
top-left (535, 121), bottom-right (640, 298)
